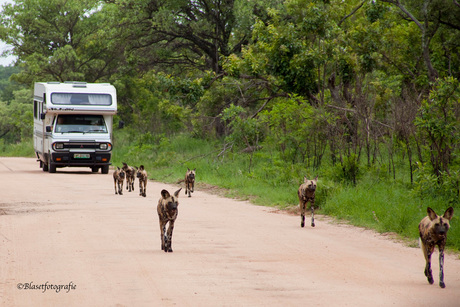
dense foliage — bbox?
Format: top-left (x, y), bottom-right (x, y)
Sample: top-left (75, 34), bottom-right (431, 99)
top-left (0, 0), bottom-right (458, 247)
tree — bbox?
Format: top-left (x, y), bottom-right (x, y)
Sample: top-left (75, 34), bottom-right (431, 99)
top-left (415, 77), bottom-right (460, 179)
top-left (0, 0), bottom-right (125, 83)
top-left (381, 0), bottom-right (460, 83)
top-left (114, 0), bottom-right (254, 74)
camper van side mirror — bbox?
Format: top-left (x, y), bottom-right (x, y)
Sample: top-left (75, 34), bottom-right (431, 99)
top-left (46, 126), bottom-right (52, 133)
top-left (40, 113), bottom-right (46, 120)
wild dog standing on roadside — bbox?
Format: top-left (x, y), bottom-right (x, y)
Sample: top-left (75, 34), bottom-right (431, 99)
top-left (157, 188), bottom-right (182, 252)
top-left (419, 207), bottom-right (454, 288)
top-left (185, 168), bottom-right (196, 197)
top-left (298, 176), bottom-right (318, 227)
top-left (122, 162), bottom-right (135, 192)
top-left (113, 167), bottom-right (125, 195)
top-left (136, 165), bottom-right (148, 197)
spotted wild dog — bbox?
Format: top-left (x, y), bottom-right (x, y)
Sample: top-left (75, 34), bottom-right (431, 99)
top-left (185, 168), bottom-right (196, 197)
top-left (113, 167), bottom-right (125, 195)
top-left (298, 176), bottom-right (318, 227)
top-left (419, 207), bottom-right (454, 288)
top-left (157, 188), bottom-right (182, 252)
top-left (122, 162), bottom-right (135, 192)
top-left (136, 165), bottom-right (148, 197)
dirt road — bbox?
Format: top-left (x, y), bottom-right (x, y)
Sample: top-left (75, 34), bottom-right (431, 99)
top-left (1, 157), bottom-right (459, 307)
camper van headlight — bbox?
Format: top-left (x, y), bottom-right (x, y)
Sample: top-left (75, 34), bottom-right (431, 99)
top-left (99, 143), bottom-right (111, 150)
top-left (53, 142), bottom-right (64, 150)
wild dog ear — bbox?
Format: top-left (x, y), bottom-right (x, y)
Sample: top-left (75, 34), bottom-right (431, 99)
top-left (193, 168), bottom-right (196, 171)
top-left (443, 207), bottom-right (454, 220)
top-left (161, 189), bottom-right (170, 199)
top-left (314, 175), bottom-right (318, 181)
top-left (187, 168), bottom-right (190, 171)
top-left (427, 207), bottom-right (438, 221)
top-left (304, 176), bottom-right (307, 183)
top-left (174, 188), bottom-right (182, 197)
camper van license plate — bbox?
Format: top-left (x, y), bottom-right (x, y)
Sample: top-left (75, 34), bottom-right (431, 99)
top-left (74, 154), bottom-right (90, 159)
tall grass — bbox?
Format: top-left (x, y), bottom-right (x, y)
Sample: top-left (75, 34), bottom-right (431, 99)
top-left (0, 138), bottom-right (35, 157)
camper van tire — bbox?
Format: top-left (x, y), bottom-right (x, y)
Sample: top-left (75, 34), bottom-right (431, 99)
top-left (48, 157), bottom-right (56, 173)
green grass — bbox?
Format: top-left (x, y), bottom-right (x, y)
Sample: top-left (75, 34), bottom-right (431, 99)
top-left (322, 176), bottom-right (460, 250)
top-left (0, 138), bottom-right (35, 157)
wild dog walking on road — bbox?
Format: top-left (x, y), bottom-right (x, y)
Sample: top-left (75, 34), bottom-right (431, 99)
top-left (298, 176), bottom-right (318, 227)
top-left (185, 168), bottom-right (196, 197)
top-left (419, 207), bottom-right (454, 288)
top-left (122, 162), bottom-right (135, 192)
top-left (157, 188), bottom-right (182, 252)
top-left (136, 165), bottom-right (148, 197)
top-left (113, 167), bottom-right (125, 195)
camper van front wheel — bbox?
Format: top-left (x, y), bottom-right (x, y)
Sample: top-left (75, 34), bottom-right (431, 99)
top-left (101, 165), bottom-right (109, 174)
top-left (48, 156), bottom-right (56, 173)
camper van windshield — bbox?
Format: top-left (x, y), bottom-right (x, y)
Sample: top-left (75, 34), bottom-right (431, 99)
top-left (51, 93), bottom-right (112, 106)
top-left (55, 115), bottom-right (108, 134)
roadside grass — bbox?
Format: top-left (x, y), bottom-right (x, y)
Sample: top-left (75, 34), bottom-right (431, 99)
top-left (0, 138), bottom-right (35, 157)
top-left (322, 178), bottom-right (460, 252)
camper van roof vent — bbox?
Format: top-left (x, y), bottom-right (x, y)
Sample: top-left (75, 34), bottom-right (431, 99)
top-left (62, 81), bottom-right (88, 88)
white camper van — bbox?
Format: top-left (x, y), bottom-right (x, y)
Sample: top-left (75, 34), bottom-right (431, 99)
top-left (33, 82), bottom-right (117, 173)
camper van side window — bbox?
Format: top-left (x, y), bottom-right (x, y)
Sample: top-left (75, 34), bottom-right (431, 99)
top-left (34, 101), bottom-right (38, 119)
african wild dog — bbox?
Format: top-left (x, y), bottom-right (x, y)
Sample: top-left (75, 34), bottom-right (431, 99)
top-left (157, 188), bottom-right (182, 252)
top-left (136, 165), bottom-right (148, 197)
top-left (419, 207), bottom-right (454, 288)
top-left (113, 167), bottom-right (125, 195)
top-left (185, 168), bottom-right (195, 197)
top-left (122, 162), bottom-right (135, 192)
top-left (298, 176), bottom-right (318, 227)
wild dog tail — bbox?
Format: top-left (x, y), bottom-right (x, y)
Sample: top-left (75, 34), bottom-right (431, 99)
top-left (176, 179), bottom-right (185, 184)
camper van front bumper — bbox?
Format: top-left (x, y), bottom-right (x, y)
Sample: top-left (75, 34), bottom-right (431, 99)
top-left (50, 151), bottom-right (112, 167)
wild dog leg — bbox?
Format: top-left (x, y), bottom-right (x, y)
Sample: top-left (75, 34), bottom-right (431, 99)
top-left (300, 201), bottom-right (306, 228)
top-left (439, 248), bottom-right (445, 288)
top-left (311, 205), bottom-right (315, 227)
top-left (165, 221), bottom-right (175, 252)
top-left (160, 223), bottom-right (166, 251)
top-left (423, 244), bottom-right (434, 285)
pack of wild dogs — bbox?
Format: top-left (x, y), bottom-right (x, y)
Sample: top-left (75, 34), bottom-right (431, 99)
top-left (112, 167), bottom-right (456, 287)
top-left (112, 162), bottom-right (147, 197)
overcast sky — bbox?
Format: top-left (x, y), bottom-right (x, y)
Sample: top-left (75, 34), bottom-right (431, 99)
top-left (0, 0), bottom-right (16, 66)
